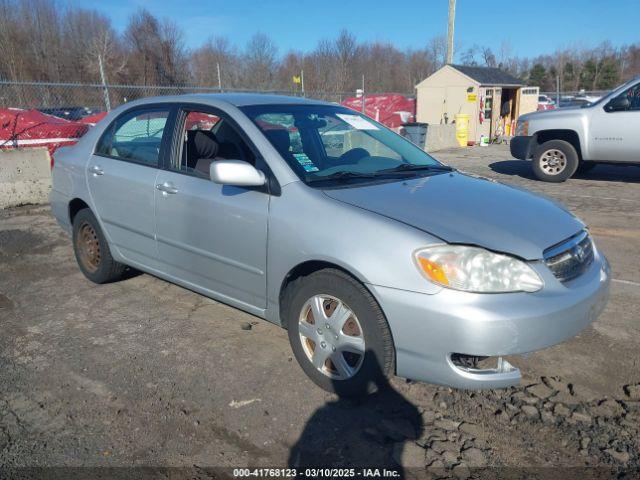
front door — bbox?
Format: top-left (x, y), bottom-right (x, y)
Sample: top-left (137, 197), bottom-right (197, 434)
top-left (154, 108), bottom-right (269, 310)
top-left (588, 82), bottom-right (640, 162)
top-left (88, 106), bottom-right (174, 267)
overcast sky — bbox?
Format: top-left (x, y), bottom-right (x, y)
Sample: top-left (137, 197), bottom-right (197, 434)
top-left (66, 0), bottom-right (638, 58)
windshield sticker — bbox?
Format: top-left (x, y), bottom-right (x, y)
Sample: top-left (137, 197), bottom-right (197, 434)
top-left (336, 114), bottom-right (379, 130)
top-left (293, 153), bottom-right (319, 172)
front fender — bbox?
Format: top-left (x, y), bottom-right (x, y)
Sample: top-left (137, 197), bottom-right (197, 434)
top-left (264, 182), bottom-right (442, 324)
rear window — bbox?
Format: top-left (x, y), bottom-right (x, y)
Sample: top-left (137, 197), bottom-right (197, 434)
top-left (96, 108), bottom-right (170, 167)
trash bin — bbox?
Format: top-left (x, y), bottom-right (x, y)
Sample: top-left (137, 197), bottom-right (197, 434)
top-left (454, 113), bottom-right (470, 147)
top-left (402, 122), bottom-right (428, 149)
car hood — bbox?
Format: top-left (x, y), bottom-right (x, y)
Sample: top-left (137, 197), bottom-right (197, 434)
top-left (519, 107), bottom-right (585, 122)
top-left (322, 172), bottom-right (584, 260)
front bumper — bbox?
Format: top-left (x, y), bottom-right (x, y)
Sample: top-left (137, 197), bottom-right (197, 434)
top-left (510, 135), bottom-right (535, 160)
top-left (368, 250), bottom-right (610, 389)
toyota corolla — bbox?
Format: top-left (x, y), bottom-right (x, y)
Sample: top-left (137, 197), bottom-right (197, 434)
top-left (50, 94), bottom-right (610, 396)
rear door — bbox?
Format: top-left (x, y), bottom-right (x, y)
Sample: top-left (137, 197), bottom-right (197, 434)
top-left (154, 106), bottom-right (270, 311)
top-left (588, 82), bottom-right (640, 162)
top-left (88, 105), bottom-right (175, 267)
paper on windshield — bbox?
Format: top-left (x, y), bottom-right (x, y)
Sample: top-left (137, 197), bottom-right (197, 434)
top-left (336, 114), bottom-right (379, 130)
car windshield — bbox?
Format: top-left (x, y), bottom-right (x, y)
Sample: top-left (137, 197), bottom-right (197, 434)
top-left (240, 104), bottom-right (448, 186)
top-left (581, 78), bottom-right (639, 108)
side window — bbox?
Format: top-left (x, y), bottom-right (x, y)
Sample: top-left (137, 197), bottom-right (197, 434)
top-left (97, 108), bottom-right (170, 167)
top-left (174, 110), bottom-right (256, 178)
top-left (625, 84), bottom-right (640, 111)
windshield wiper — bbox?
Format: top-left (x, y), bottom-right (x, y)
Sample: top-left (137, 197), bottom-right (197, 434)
top-left (307, 164), bottom-right (453, 184)
top-left (307, 171), bottom-right (378, 183)
top-left (375, 163), bottom-right (454, 174)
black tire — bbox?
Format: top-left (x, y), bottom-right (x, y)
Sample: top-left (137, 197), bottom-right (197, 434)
top-left (284, 268), bottom-right (394, 397)
top-left (72, 208), bottom-right (126, 284)
top-left (532, 140), bottom-right (579, 182)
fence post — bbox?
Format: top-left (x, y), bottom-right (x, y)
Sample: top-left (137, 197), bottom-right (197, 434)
top-left (98, 55), bottom-right (111, 111)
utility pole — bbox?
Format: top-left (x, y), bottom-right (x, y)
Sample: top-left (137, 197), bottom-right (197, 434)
top-left (216, 62), bottom-right (222, 92)
top-left (301, 69), bottom-right (305, 96)
top-left (446, 0), bottom-right (456, 65)
top-left (361, 74), bottom-right (366, 113)
top-left (98, 54), bottom-right (111, 111)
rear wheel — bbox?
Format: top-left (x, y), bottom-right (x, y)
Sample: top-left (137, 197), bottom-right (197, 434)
top-left (532, 140), bottom-right (579, 182)
top-left (72, 208), bottom-right (126, 283)
top-left (284, 269), bottom-right (394, 397)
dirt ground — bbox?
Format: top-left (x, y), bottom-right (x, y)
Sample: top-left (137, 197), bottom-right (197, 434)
top-left (1, 144), bottom-right (639, 478)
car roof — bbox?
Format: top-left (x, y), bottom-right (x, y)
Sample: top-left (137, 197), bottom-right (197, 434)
top-left (124, 93), bottom-right (332, 109)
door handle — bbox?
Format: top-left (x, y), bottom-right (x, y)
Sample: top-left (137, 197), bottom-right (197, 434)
top-left (90, 165), bottom-right (104, 176)
top-left (155, 182), bottom-right (179, 194)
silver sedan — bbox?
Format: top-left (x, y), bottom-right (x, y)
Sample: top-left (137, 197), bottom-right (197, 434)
top-left (51, 94), bottom-right (610, 396)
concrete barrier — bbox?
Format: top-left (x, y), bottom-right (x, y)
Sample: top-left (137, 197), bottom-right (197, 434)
top-left (424, 124), bottom-right (458, 152)
top-left (0, 148), bottom-right (52, 209)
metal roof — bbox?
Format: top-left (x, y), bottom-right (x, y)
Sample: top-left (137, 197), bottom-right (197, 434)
top-left (449, 64), bottom-right (524, 86)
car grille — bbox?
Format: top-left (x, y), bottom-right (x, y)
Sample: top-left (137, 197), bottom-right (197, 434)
top-left (543, 230), bottom-right (594, 282)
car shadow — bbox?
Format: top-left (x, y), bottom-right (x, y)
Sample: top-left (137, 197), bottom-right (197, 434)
top-left (489, 160), bottom-right (640, 183)
top-left (288, 353), bottom-right (423, 478)
top-left (121, 266), bottom-right (144, 281)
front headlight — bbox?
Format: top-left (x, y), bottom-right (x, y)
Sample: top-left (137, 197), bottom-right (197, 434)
top-left (515, 120), bottom-right (529, 136)
top-left (414, 245), bottom-right (543, 293)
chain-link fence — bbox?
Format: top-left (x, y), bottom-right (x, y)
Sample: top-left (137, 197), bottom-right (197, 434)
top-left (0, 80), bottom-right (612, 117)
top-left (0, 80), bottom-right (383, 116)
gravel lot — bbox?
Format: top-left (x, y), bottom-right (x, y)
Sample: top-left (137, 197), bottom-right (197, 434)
top-left (1, 145), bottom-right (639, 477)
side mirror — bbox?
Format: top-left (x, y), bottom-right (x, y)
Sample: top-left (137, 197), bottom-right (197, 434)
top-left (605, 96), bottom-right (630, 112)
top-left (209, 160), bottom-right (266, 187)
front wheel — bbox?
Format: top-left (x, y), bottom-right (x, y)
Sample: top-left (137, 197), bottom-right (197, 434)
top-left (532, 140), bottom-right (579, 182)
top-left (284, 269), bottom-right (394, 397)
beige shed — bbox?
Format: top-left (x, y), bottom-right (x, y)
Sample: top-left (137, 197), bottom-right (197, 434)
top-left (416, 64), bottom-right (539, 144)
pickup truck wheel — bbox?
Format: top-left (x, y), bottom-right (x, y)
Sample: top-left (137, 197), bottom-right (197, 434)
top-left (532, 140), bottom-right (579, 182)
top-left (72, 208), bottom-right (126, 284)
top-left (285, 269), bottom-right (394, 397)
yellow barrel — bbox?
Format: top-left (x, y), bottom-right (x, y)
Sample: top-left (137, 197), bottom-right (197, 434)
top-left (454, 113), bottom-right (470, 147)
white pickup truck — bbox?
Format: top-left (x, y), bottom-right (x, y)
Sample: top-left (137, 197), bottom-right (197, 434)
top-left (511, 77), bottom-right (640, 182)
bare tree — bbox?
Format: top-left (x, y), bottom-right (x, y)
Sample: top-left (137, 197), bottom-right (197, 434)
top-left (62, 9), bottom-right (125, 83)
top-left (1, 0), bottom-right (639, 98)
top-left (305, 39), bottom-right (337, 93)
top-left (277, 51), bottom-right (304, 93)
top-left (404, 48), bottom-right (435, 91)
top-left (459, 45), bottom-right (479, 66)
top-left (335, 29), bottom-right (357, 92)
top-left (481, 47), bottom-right (497, 68)
top-left (123, 9), bottom-right (188, 86)
top-left (428, 36), bottom-right (447, 69)
top-left (192, 36), bottom-right (240, 88)
top-left (243, 32), bottom-right (278, 89)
